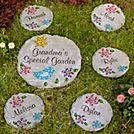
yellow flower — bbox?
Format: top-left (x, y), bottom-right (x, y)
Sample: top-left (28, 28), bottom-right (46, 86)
top-left (35, 36), bottom-right (47, 47)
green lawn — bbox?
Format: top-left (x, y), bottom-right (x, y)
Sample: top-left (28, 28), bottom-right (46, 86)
top-left (0, 0), bottom-right (134, 134)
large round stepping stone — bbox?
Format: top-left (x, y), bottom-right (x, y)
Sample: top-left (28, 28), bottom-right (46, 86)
top-left (20, 5), bottom-right (53, 31)
top-left (91, 4), bottom-right (125, 31)
top-left (92, 47), bottom-right (130, 78)
top-left (17, 34), bottom-right (81, 88)
top-left (4, 93), bottom-right (44, 129)
top-left (71, 93), bottom-right (113, 131)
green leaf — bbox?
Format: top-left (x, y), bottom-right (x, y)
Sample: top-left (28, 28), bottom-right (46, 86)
top-left (13, 122), bottom-right (17, 125)
top-left (20, 63), bottom-right (24, 67)
top-left (110, 50), bottom-right (114, 52)
top-left (55, 78), bottom-right (59, 84)
top-left (112, 71), bottom-right (115, 74)
top-left (73, 69), bottom-right (78, 72)
top-left (27, 122), bottom-right (31, 124)
top-left (74, 113), bottom-right (77, 117)
top-left (116, 10), bottom-right (120, 14)
top-left (36, 7), bottom-right (40, 9)
top-left (101, 124), bottom-right (104, 127)
top-left (99, 68), bottom-right (102, 71)
top-left (21, 95), bottom-right (27, 99)
top-left (44, 82), bottom-right (48, 86)
top-left (84, 122), bottom-right (88, 126)
top-left (98, 99), bottom-right (103, 103)
top-left (65, 78), bottom-right (69, 82)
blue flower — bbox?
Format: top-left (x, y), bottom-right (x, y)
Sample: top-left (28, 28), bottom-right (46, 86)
top-left (42, 19), bottom-right (50, 25)
top-left (104, 24), bottom-right (113, 31)
top-left (33, 112), bottom-right (42, 121)
top-left (92, 120), bottom-right (103, 129)
top-left (118, 65), bottom-right (127, 72)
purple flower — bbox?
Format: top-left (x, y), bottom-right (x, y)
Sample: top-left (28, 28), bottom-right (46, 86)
top-left (101, 67), bottom-right (114, 75)
top-left (62, 68), bottom-right (74, 78)
top-left (16, 118), bottom-right (30, 128)
top-left (26, 22), bottom-right (38, 29)
top-left (93, 14), bottom-right (101, 25)
top-left (75, 114), bottom-right (86, 124)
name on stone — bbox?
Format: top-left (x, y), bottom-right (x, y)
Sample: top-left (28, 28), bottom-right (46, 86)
top-left (81, 105), bottom-right (101, 116)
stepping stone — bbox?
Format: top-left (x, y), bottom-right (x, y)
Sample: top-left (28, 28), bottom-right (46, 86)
top-left (91, 4), bottom-right (125, 31)
top-left (20, 5), bottom-right (53, 31)
top-left (17, 34), bottom-right (81, 88)
top-left (71, 93), bottom-right (113, 131)
top-left (4, 93), bottom-right (44, 129)
top-left (92, 47), bottom-right (130, 78)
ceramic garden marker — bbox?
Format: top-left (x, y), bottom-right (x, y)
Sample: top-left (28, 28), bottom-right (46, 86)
top-left (20, 5), bottom-right (53, 31)
top-left (92, 47), bottom-right (130, 78)
top-left (4, 93), bottom-right (44, 129)
top-left (17, 34), bottom-right (81, 88)
top-left (71, 93), bottom-right (113, 131)
top-left (91, 4), bottom-right (125, 31)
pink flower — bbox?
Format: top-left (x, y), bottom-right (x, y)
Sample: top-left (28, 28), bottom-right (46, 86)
top-left (116, 94), bottom-right (125, 103)
top-left (10, 96), bottom-right (24, 108)
top-left (128, 87), bottom-right (134, 95)
top-left (106, 5), bottom-right (117, 13)
top-left (25, 6), bottom-right (37, 15)
top-left (85, 94), bottom-right (98, 106)
top-left (99, 48), bottom-right (112, 58)
top-left (20, 63), bottom-right (31, 75)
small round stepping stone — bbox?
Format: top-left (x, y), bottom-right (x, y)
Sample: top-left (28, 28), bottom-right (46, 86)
top-left (71, 93), bottom-right (113, 132)
top-left (92, 47), bottom-right (130, 78)
top-left (17, 34), bottom-right (81, 88)
top-left (91, 4), bottom-right (125, 31)
top-left (4, 93), bottom-right (44, 129)
top-left (20, 5), bottom-right (53, 31)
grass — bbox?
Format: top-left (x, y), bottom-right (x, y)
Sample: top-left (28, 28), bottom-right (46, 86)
top-left (0, 0), bottom-right (134, 134)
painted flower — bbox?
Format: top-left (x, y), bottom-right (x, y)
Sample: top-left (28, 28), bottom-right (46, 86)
top-left (14, 118), bottom-right (31, 128)
top-left (42, 19), bottom-right (50, 25)
top-left (118, 65), bottom-right (128, 72)
top-left (92, 120), bottom-right (103, 129)
top-left (116, 94), bottom-right (125, 103)
top-left (98, 48), bottom-right (112, 58)
top-left (26, 22), bottom-right (39, 29)
top-left (20, 63), bottom-right (31, 75)
top-left (74, 113), bottom-right (88, 126)
top-left (128, 87), bottom-right (134, 95)
top-left (8, 42), bottom-right (15, 49)
top-left (62, 68), bottom-right (74, 78)
top-left (33, 112), bottom-right (42, 121)
top-left (25, 6), bottom-right (37, 14)
top-left (85, 93), bottom-right (98, 106)
top-left (0, 42), bottom-right (6, 48)
top-left (10, 96), bottom-right (24, 108)
top-left (104, 24), bottom-right (113, 31)
top-left (106, 5), bottom-right (117, 14)
top-left (35, 36), bottom-right (47, 47)
top-left (93, 14), bottom-right (101, 25)
top-left (99, 67), bottom-right (115, 75)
